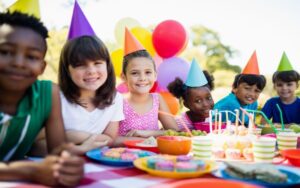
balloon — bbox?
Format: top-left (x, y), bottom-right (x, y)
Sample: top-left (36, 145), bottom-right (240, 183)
top-left (131, 27), bottom-right (156, 56)
top-left (157, 57), bottom-right (190, 91)
top-left (111, 48), bottom-right (124, 77)
top-left (153, 54), bottom-right (163, 69)
top-left (160, 91), bottom-right (180, 115)
top-left (114, 17), bottom-right (140, 46)
top-left (152, 20), bottom-right (187, 58)
top-left (116, 82), bottom-right (128, 93)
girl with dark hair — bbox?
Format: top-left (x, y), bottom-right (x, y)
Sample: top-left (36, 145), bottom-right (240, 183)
top-left (58, 36), bottom-right (124, 148)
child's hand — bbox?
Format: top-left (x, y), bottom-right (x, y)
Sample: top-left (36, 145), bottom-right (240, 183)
top-left (30, 155), bottom-right (60, 186)
top-left (75, 135), bottom-right (108, 154)
top-left (53, 151), bottom-right (84, 187)
top-left (126, 130), bottom-right (153, 138)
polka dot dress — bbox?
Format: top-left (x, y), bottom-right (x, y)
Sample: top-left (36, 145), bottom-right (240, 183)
top-left (119, 94), bottom-right (159, 136)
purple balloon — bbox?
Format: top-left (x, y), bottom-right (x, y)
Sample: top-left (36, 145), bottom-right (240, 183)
top-left (157, 57), bottom-right (190, 90)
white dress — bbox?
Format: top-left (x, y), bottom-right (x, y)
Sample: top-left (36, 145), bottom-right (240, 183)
top-left (60, 92), bottom-right (124, 134)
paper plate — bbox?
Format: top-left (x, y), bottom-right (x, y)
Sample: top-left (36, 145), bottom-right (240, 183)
top-left (153, 178), bottom-right (261, 188)
top-left (133, 156), bottom-right (217, 179)
top-left (86, 148), bottom-right (155, 167)
top-left (213, 163), bottom-right (300, 187)
top-left (123, 140), bottom-right (159, 153)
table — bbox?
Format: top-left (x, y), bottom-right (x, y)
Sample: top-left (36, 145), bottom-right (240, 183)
top-left (1, 158), bottom-right (299, 188)
top-left (0, 158), bottom-right (214, 188)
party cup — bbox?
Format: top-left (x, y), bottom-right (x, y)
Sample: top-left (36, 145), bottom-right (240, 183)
top-left (277, 132), bottom-right (298, 151)
top-left (252, 137), bottom-right (276, 163)
top-left (192, 136), bottom-right (212, 160)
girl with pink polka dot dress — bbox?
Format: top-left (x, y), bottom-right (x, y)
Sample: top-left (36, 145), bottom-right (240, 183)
top-left (114, 29), bottom-right (179, 146)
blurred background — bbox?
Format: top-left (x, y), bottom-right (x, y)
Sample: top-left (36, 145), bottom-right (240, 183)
top-left (1, 0), bottom-right (300, 110)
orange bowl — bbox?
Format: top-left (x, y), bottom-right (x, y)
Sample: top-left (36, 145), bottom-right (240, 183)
top-left (281, 149), bottom-right (300, 167)
top-left (157, 136), bottom-right (191, 155)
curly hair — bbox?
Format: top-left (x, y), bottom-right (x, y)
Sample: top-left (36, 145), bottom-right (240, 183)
top-left (0, 11), bottom-right (48, 39)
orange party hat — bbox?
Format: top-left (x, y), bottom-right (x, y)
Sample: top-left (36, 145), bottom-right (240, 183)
top-left (124, 27), bottom-right (145, 56)
top-left (242, 51), bottom-right (260, 75)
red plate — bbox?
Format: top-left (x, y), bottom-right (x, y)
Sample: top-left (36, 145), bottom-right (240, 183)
top-left (123, 140), bottom-right (159, 153)
top-left (153, 178), bottom-right (262, 188)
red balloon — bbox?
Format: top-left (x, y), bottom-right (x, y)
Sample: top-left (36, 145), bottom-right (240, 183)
top-left (152, 20), bottom-right (187, 58)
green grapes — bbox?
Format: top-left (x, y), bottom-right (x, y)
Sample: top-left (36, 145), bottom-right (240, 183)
top-left (165, 129), bottom-right (207, 137)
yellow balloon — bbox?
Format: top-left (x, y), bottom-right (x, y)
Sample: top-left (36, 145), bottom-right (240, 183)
top-left (114, 17), bottom-right (140, 46)
top-left (131, 27), bottom-right (156, 56)
top-left (111, 48), bottom-right (124, 77)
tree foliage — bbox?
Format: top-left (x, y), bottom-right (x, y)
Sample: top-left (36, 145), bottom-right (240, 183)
top-left (188, 25), bottom-right (241, 73)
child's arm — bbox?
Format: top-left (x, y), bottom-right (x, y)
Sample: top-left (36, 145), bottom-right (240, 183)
top-left (0, 151), bottom-right (84, 187)
top-left (158, 94), bottom-right (180, 131)
top-left (44, 83), bottom-right (67, 153)
top-left (100, 121), bottom-right (119, 146)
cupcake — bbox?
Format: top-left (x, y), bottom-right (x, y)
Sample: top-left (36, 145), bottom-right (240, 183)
top-left (225, 148), bottom-right (241, 160)
top-left (191, 159), bottom-right (206, 170)
top-left (212, 147), bottom-right (225, 159)
top-left (243, 148), bottom-right (254, 161)
top-left (120, 152), bottom-right (138, 161)
top-left (103, 150), bottom-right (121, 159)
top-left (176, 155), bottom-right (192, 162)
top-left (155, 160), bottom-right (174, 171)
top-left (147, 157), bottom-right (162, 169)
top-left (175, 162), bottom-right (198, 172)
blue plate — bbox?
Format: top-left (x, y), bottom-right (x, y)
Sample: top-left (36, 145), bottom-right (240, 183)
top-left (86, 148), bottom-right (155, 167)
top-left (213, 163), bottom-right (300, 188)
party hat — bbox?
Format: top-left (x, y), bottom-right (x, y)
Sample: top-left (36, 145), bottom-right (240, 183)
top-left (242, 51), bottom-right (260, 75)
top-left (277, 52), bottom-right (293, 72)
top-left (8, 0), bottom-right (40, 19)
top-left (185, 59), bottom-right (208, 87)
top-left (68, 0), bottom-right (96, 40)
top-left (124, 27), bottom-right (145, 56)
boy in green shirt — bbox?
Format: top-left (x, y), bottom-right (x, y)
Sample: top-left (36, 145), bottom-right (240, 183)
top-left (0, 11), bottom-right (84, 187)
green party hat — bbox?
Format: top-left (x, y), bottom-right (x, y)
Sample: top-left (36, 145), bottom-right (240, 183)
top-left (277, 52), bottom-right (293, 72)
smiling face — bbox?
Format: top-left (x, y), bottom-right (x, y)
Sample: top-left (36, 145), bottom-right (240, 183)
top-left (122, 57), bottom-right (156, 95)
top-left (184, 87), bottom-right (214, 120)
top-left (0, 25), bottom-right (46, 92)
top-left (233, 82), bottom-right (262, 105)
top-left (68, 59), bottom-right (108, 94)
top-left (274, 80), bottom-right (298, 102)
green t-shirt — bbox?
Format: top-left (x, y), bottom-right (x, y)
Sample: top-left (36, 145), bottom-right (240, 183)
top-left (0, 80), bottom-right (52, 161)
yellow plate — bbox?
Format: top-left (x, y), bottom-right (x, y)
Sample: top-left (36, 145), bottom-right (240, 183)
top-left (133, 156), bottom-right (217, 179)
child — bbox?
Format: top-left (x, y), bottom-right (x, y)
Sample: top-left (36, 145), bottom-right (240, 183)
top-left (168, 59), bottom-right (215, 130)
top-left (214, 51), bottom-right (266, 126)
top-left (261, 52), bottom-right (300, 124)
top-left (58, 36), bottom-right (124, 147)
top-left (0, 11), bottom-right (83, 187)
top-left (115, 29), bottom-right (179, 146)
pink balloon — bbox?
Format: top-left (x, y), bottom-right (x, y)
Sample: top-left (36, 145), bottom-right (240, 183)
top-left (152, 20), bottom-right (187, 58)
top-left (116, 82), bottom-right (128, 93)
top-left (157, 57), bottom-right (190, 91)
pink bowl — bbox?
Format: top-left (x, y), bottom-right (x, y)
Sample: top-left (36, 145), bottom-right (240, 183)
top-left (193, 122), bottom-right (226, 133)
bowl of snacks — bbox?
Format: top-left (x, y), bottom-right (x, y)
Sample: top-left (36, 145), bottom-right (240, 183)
top-left (280, 149), bottom-right (300, 167)
top-left (157, 136), bottom-right (191, 155)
